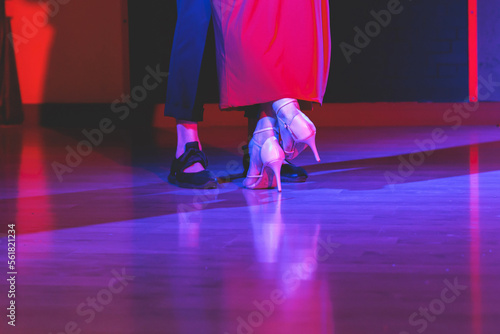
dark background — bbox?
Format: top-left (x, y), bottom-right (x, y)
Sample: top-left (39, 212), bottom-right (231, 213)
top-left (128, 0), bottom-right (469, 105)
top-left (478, 0), bottom-right (500, 101)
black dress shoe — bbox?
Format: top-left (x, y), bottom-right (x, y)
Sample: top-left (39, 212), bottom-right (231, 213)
top-left (280, 162), bottom-right (308, 183)
top-left (242, 145), bottom-right (308, 183)
top-left (168, 142), bottom-right (218, 189)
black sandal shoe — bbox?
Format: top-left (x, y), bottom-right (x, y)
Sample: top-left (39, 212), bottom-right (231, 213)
top-left (242, 145), bottom-right (308, 183)
top-left (168, 142), bottom-right (218, 189)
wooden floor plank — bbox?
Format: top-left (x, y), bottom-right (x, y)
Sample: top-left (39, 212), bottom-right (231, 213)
top-left (0, 125), bottom-right (499, 334)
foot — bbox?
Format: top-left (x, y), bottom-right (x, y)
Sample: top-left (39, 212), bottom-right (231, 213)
top-left (243, 147), bottom-right (308, 183)
top-left (168, 142), bottom-right (218, 189)
top-left (272, 98), bottom-right (320, 161)
top-left (243, 128), bottom-right (285, 191)
top-left (176, 142), bottom-right (204, 173)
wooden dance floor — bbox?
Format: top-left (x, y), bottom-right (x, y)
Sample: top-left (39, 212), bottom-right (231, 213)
top-left (1, 124), bottom-right (499, 334)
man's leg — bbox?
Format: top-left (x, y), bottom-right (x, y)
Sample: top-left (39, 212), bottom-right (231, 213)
top-left (165, 0), bottom-right (217, 188)
top-left (165, 0), bottom-right (212, 123)
top-left (176, 121), bottom-right (203, 172)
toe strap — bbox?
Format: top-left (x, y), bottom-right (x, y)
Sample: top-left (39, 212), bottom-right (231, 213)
top-left (171, 143), bottom-right (208, 175)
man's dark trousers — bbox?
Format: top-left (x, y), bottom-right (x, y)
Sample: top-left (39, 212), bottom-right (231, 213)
top-left (164, 0), bottom-right (212, 122)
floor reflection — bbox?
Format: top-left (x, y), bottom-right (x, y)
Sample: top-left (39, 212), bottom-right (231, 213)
top-left (16, 130), bottom-right (53, 236)
top-left (469, 144), bottom-right (482, 334)
top-left (244, 190), bottom-right (284, 263)
top-left (235, 190), bottom-right (334, 333)
top-left (2, 125), bottom-right (500, 333)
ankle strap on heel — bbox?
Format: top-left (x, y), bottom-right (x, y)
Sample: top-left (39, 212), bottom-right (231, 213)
top-left (273, 98), bottom-right (298, 115)
top-left (252, 127), bottom-right (277, 135)
top-left (250, 127), bottom-right (278, 148)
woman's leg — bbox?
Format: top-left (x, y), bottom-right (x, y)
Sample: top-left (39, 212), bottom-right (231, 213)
top-left (246, 106), bottom-right (277, 177)
top-left (272, 98), bottom-right (320, 162)
top-left (244, 107), bottom-right (308, 182)
top-left (244, 104), bottom-right (285, 191)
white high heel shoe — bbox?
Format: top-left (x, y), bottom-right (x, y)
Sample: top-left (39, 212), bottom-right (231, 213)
top-left (243, 128), bottom-right (285, 192)
top-left (273, 99), bottom-right (320, 162)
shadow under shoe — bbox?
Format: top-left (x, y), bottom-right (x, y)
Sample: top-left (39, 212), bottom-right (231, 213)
top-left (168, 142), bottom-right (218, 189)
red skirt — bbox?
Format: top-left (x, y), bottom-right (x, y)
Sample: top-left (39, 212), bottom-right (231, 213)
top-left (211, 0), bottom-right (331, 109)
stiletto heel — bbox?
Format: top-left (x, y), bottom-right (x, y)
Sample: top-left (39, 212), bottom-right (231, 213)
top-left (303, 133), bottom-right (320, 162)
top-left (267, 160), bottom-right (283, 192)
top-left (273, 99), bottom-right (320, 161)
top-left (244, 128), bottom-right (285, 191)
